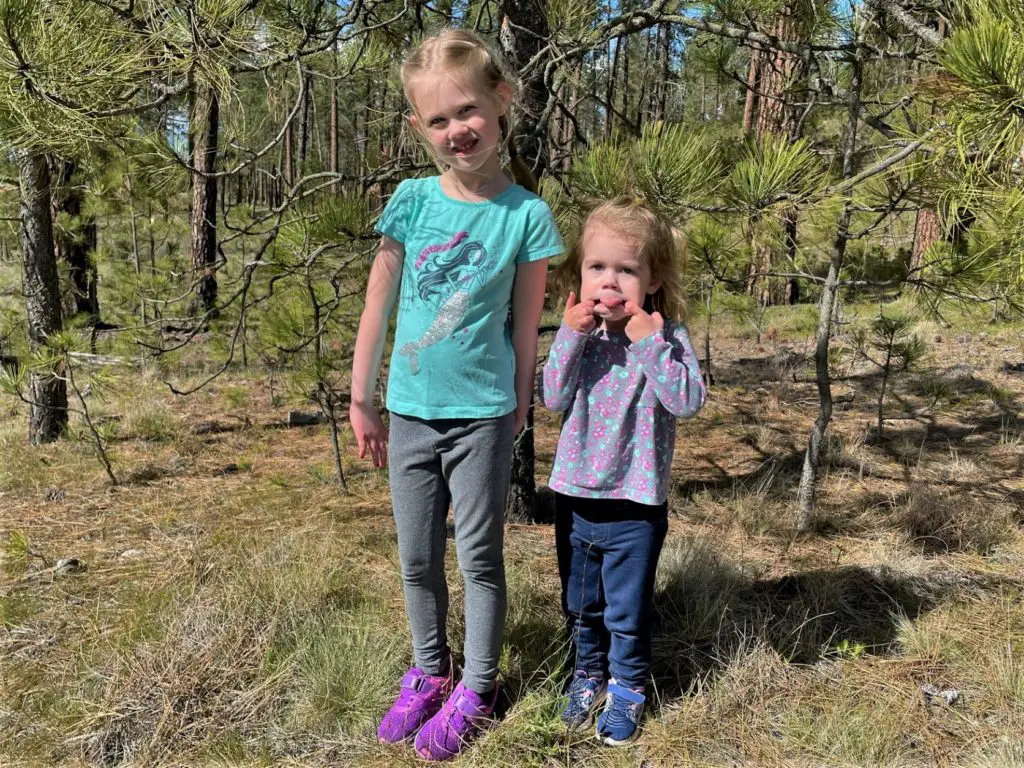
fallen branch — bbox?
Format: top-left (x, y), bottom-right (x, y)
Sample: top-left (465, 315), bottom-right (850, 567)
top-left (68, 352), bottom-right (141, 367)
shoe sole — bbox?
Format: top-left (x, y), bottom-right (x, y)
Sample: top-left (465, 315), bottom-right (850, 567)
top-left (596, 728), bottom-right (640, 747)
top-left (562, 688), bottom-right (607, 732)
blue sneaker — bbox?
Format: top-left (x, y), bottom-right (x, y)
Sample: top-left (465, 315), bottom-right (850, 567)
top-left (596, 679), bottom-right (645, 746)
top-left (561, 671), bottom-right (607, 730)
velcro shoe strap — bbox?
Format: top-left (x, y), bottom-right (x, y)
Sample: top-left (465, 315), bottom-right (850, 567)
top-left (607, 683), bottom-right (645, 705)
top-left (401, 670), bottom-right (427, 690)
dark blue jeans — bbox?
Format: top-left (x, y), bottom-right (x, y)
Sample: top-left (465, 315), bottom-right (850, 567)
top-left (555, 493), bottom-right (668, 690)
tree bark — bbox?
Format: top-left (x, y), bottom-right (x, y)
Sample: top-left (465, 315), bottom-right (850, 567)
top-left (189, 86), bottom-right (220, 316)
top-left (54, 160), bottom-right (99, 321)
top-left (506, 406), bottom-right (541, 523)
top-left (621, 32), bottom-right (631, 121)
top-left (298, 71), bottom-right (312, 179)
top-left (605, 36), bottom-right (620, 139)
top-left (654, 22), bottom-right (671, 122)
top-left (795, 56), bottom-right (862, 530)
top-left (500, 0), bottom-right (551, 176)
top-left (17, 149), bottom-right (68, 443)
top-left (562, 63), bottom-right (579, 174)
top-left (742, 45), bottom-right (761, 134)
top-left (282, 122), bottom-right (294, 186)
top-left (500, 0), bottom-right (551, 523)
top-left (747, 3), bottom-right (807, 307)
top-left (909, 207), bottom-right (939, 276)
top-left (329, 58), bottom-right (339, 192)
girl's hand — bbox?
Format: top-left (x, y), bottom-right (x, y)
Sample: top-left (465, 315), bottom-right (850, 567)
top-left (514, 405), bottom-right (528, 436)
top-left (349, 401), bottom-right (388, 468)
top-left (624, 301), bottom-right (664, 343)
top-left (563, 291), bottom-right (597, 334)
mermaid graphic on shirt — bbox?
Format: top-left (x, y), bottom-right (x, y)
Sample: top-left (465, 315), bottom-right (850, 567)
top-left (399, 231), bottom-right (493, 375)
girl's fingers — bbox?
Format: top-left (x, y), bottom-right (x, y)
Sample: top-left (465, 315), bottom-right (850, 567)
top-left (624, 300), bottom-right (644, 316)
top-left (566, 291), bottom-right (577, 310)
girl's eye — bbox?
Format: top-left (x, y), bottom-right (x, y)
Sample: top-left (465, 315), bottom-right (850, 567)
top-left (622, 267), bottom-right (634, 275)
top-left (430, 118), bottom-right (446, 127)
top-left (458, 105), bottom-right (475, 116)
top-left (589, 264), bottom-right (603, 271)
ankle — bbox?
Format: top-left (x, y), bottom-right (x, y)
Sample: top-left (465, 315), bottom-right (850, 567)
top-left (422, 648), bottom-right (453, 677)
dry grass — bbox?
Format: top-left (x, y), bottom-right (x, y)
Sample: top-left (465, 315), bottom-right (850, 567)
top-left (1, 305), bottom-right (1022, 767)
top-left (896, 484), bottom-right (1016, 555)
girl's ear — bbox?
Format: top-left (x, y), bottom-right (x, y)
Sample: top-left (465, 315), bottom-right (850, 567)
top-left (647, 275), bottom-right (663, 295)
top-left (407, 112), bottom-right (420, 135)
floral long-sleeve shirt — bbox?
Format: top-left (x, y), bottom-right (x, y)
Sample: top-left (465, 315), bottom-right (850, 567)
top-left (540, 322), bottom-right (706, 506)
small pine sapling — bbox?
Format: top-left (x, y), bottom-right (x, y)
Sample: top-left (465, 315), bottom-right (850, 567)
top-left (853, 311), bottom-right (926, 438)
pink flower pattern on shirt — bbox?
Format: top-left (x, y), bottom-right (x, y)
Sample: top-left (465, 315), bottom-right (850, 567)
top-left (539, 322), bottom-right (706, 505)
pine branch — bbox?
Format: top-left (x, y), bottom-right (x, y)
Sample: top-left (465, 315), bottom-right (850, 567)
top-left (865, 0), bottom-right (944, 47)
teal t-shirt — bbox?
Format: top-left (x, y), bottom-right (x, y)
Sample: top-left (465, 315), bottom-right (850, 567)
top-left (376, 176), bottom-right (563, 419)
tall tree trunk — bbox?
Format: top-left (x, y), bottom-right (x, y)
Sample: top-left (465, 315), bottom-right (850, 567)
top-left (605, 36), bottom-right (619, 139)
top-left (621, 32), bottom-right (631, 121)
top-left (742, 46), bottom-right (761, 134)
top-left (500, 0), bottom-right (551, 176)
top-left (282, 122), bottom-right (294, 186)
top-left (795, 56), bottom-right (862, 530)
top-left (700, 70), bottom-right (707, 119)
top-left (906, 19), bottom-right (947, 283)
top-left (748, 3), bottom-right (807, 307)
top-left (330, 55), bottom-right (340, 192)
top-left (16, 149), bottom-right (68, 444)
top-left (653, 23), bottom-right (671, 122)
top-left (499, 0), bottom-right (551, 523)
top-left (548, 79), bottom-right (566, 176)
top-left (189, 86), bottom-right (220, 316)
top-left (54, 160), bottom-right (99, 322)
top-left (298, 71), bottom-right (312, 179)
top-left (563, 63), bottom-right (579, 173)
top-left (636, 30), bottom-right (650, 126)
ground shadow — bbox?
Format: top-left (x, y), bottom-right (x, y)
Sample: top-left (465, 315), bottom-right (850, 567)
top-left (498, 546), bottom-right (961, 716)
top-left (649, 554), bottom-right (949, 703)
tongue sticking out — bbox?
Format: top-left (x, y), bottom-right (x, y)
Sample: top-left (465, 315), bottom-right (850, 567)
top-left (593, 289), bottom-right (627, 317)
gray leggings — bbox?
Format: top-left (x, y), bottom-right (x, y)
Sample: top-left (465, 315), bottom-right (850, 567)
top-left (388, 411), bottom-right (516, 694)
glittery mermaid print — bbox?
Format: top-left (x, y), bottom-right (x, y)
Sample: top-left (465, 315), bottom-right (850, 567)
top-left (400, 231), bottom-right (493, 374)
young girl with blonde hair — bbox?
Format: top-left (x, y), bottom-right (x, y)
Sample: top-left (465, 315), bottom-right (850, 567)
top-left (349, 28), bottom-right (562, 761)
top-left (540, 197), bottom-right (705, 745)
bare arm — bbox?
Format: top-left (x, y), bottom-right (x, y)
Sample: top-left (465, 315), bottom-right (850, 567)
top-left (349, 236), bottom-right (404, 467)
top-left (511, 259), bottom-right (549, 434)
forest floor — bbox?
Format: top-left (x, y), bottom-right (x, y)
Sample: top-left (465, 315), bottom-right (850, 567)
top-left (1, 301), bottom-right (1023, 768)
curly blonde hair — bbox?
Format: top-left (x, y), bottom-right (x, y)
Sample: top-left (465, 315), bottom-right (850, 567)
top-left (400, 29), bottom-right (535, 192)
top-left (554, 197), bottom-right (688, 320)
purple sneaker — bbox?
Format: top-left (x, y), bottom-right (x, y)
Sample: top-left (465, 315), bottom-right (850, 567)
top-left (377, 665), bottom-right (454, 744)
top-left (414, 681), bottom-right (498, 761)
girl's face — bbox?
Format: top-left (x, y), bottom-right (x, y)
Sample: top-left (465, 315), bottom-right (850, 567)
top-left (579, 219), bottom-right (661, 327)
top-left (408, 73), bottom-right (510, 177)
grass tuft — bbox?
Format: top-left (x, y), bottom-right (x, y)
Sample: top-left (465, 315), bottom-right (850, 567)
top-left (896, 484), bottom-right (1014, 554)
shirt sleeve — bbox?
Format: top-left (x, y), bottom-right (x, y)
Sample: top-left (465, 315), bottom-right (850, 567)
top-left (628, 322), bottom-right (707, 418)
top-left (539, 323), bottom-right (589, 413)
top-left (517, 199), bottom-right (564, 264)
top-left (374, 180), bottom-right (415, 244)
